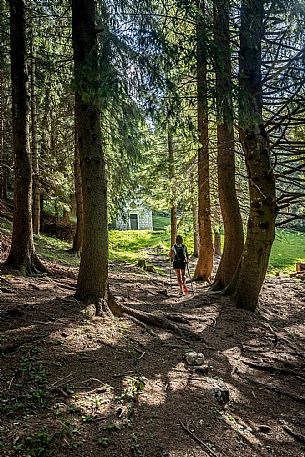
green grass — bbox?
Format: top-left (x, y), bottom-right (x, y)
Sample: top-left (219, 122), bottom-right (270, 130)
top-left (34, 234), bottom-right (80, 267)
top-left (152, 215), bottom-right (170, 230)
top-left (1, 216), bottom-right (304, 274)
top-left (268, 230), bottom-right (305, 274)
top-left (33, 230), bottom-right (172, 266)
top-left (109, 230), bottom-right (170, 262)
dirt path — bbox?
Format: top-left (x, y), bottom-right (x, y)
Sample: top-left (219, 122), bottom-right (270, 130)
top-left (0, 255), bottom-right (305, 457)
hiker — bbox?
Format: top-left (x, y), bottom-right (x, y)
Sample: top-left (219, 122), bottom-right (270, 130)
top-left (169, 235), bottom-right (189, 295)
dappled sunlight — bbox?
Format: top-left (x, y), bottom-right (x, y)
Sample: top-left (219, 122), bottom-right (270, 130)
top-left (165, 362), bottom-right (191, 392)
top-left (46, 319), bottom-right (137, 354)
top-left (139, 375), bottom-right (168, 406)
top-left (1, 225), bottom-right (305, 456)
top-left (220, 410), bottom-right (265, 447)
top-left (61, 382), bottom-right (115, 422)
top-left (1, 269), bottom-right (305, 456)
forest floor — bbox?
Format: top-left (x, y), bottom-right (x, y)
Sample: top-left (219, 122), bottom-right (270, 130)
top-left (0, 250), bottom-right (305, 457)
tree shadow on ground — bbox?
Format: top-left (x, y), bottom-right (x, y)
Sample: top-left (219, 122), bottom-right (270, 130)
top-left (0, 264), bottom-right (305, 456)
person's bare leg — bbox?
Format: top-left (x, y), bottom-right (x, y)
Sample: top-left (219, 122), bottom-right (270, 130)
top-left (182, 269), bottom-right (188, 294)
top-left (175, 270), bottom-right (183, 293)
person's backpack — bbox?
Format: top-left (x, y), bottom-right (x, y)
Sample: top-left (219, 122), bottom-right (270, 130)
top-left (173, 244), bottom-right (186, 262)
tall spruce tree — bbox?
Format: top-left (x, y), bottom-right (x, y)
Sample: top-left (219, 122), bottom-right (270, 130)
top-left (193, 1), bottom-right (214, 282)
top-left (5, 0), bottom-right (45, 273)
top-left (72, 0), bottom-right (108, 311)
top-left (0, 0), bottom-right (11, 200)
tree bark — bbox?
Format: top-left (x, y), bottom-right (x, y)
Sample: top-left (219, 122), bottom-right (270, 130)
top-left (232, 0), bottom-right (277, 311)
top-left (0, 69), bottom-right (4, 198)
top-left (194, 4), bottom-right (214, 281)
top-left (170, 204), bottom-right (177, 247)
top-left (192, 201), bottom-right (199, 257)
top-left (72, 0), bottom-right (108, 311)
top-left (212, 0), bottom-right (244, 290)
top-left (30, 47), bottom-right (40, 234)
top-left (5, 0), bottom-right (45, 274)
top-left (72, 127), bottom-right (84, 255)
top-left (39, 87), bottom-right (50, 230)
top-left (168, 130), bottom-right (177, 247)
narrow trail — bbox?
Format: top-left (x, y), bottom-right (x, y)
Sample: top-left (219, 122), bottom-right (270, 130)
top-left (0, 256), bottom-right (305, 456)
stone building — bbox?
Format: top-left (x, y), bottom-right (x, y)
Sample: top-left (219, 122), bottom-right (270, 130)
top-left (116, 202), bottom-right (153, 231)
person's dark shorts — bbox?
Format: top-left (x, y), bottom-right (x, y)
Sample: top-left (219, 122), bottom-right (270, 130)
top-left (173, 261), bottom-right (186, 270)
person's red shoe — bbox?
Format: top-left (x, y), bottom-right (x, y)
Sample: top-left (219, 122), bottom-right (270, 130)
top-left (183, 286), bottom-right (188, 295)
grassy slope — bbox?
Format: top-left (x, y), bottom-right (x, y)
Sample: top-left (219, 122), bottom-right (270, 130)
top-left (1, 214), bottom-right (304, 273)
top-left (268, 230), bottom-right (305, 273)
top-left (37, 228), bottom-right (305, 274)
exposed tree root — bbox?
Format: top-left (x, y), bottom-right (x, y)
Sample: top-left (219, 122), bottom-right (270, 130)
top-left (108, 294), bottom-right (206, 342)
top-left (250, 379), bottom-right (305, 405)
top-left (163, 312), bottom-right (190, 324)
top-left (242, 360), bottom-right (305, 381)
top-left (33, 254), bottom-right (49, 274)
top-left (126, 315), bottom-right (160, 339)
top-left (4, 253), bottom-right (49, 276)
top-left (209, 279), bottom-right (222, 292)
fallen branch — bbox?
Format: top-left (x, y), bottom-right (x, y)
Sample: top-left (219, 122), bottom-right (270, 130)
top-left (289, 273), bottom-right (305, 279)
top-left (33, 320), bottom-right (54, 326)
top-left (72, 386), bottom-right (108, 395)
top-left (179, 420), bottom-right (219, 457)
top-left (56, 283), bottom-right (76, 291)
top-left (49, 373), bottom-right (74, 389)
top-left (283, 425), bottom-right (305, 444)
top-left (8, 376), bottom-right (15, 389)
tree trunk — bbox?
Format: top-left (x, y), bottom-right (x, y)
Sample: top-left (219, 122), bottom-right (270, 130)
top-left (168, 130), bottom-right (177, 247)
top-left (39, 87), bottom-right (50, 230)
top-left (232, 0), bottom-right (277, 311)
top-left (63, 209), bottom-right (70, 223)
top-left (212, 0), bottom-right (244, 290)
top-left (0, 69), bottom-right (4, 198)
top-left (30, 47), bottom-right (40, 234)
top-left (213, 229), bottom-right (221, 257)
top-left (4, 0), bottom-right (45, 274)
top-left (192, 201), bottom-right (199, 257)
top-left (194, 5), bottom-right (214, 281)
top-left (170, 205), bottom-right (177, 247)
top-left (72, 0), bottom-right (108, 311)
top-left (0, 66), bottom-right (9, 199)
top-left (72, 133), bottom-right (83, 255)
top-left (54, 200), bottom-right (60, 223)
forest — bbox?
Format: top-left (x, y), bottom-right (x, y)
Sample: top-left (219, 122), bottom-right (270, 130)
top-left (0, 0), bottom-right (305, 456)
